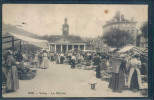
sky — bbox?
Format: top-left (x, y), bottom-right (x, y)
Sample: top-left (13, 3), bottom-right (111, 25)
top-left (3, 4), bottom-right (148, 38)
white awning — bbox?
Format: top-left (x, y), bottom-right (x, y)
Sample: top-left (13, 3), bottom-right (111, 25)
top-left (118, 46), bottom-right (145, 53)
top-left (118, 46), bottom-right (134, 53)
top-left (3, 32), bottom-right (49, 49)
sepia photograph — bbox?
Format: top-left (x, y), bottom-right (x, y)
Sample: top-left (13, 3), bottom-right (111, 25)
top-left (2, 4), bottom-right (148, 97)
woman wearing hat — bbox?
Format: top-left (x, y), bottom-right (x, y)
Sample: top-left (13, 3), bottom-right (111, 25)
top-left (5, 50), bottom-right (19, 92)
top-left (127, 53), bottom-right (143, 91)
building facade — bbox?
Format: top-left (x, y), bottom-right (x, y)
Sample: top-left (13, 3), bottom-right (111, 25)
top-left (93, 11), bottom-right (138, 53)
top-left (103, 11), bottom-right (138, 42)
top-left (49, 18), bottom-right (86, 53)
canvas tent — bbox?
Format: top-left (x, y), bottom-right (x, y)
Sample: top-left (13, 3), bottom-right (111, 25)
top-left (2, 32), bottom-right (49, 50)
top-left (117, 46), bottom-right (134, 53)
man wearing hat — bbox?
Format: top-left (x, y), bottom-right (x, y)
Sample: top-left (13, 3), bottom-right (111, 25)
top-left (127, 52), bottom-right (143, 91)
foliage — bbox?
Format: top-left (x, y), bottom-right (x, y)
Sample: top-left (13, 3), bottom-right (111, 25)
top-left (103, 29), bottom-right (134, 48)
top-left (86, 39), bottom-right (94, 50)
top-left (140, 21), bottom-right (148, 38)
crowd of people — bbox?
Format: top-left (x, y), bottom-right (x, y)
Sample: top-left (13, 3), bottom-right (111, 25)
top-left (48, 49), bottom-right (148, 93)
top-left (2, 49), bottom-right (49, 93)
top-left (2, 48), bottom-right (148, 95)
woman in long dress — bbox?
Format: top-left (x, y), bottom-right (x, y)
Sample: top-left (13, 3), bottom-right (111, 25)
top-left (56, 53), bottom-right (60, 64)
top-left (108, 56), bottom-right (127, 92)
top-left (95, 55), bottom-right (101, 78)
top-left (41, 50), bottom-right (49, 69)
top-left (71, 55), bottom-right (76, 69)
top-left (60, 53), bottom-right (64, 64)
top-left (5, 51), bottom-right (19, 92)
top-left (2, 56), bottom-right (7, 92)
top-left (128, 53), bottom-right (143, 91)
top-left (38, 52), bottom-right (43, 68)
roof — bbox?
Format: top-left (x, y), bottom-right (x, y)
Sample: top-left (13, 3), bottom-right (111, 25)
top-left (48, 35), bottom-right (86, 44)
top-left (2, 32), bottom-right (49, 49)
top-left (118, 46), bottom-right (145, 53)
top-left (2, 23), bottom-right (40, 38)
top-left (103, 12), bottom-right (137, 28)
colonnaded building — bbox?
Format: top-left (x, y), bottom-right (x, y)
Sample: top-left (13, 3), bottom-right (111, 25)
top-left (93, 11), bottom-right (138, 53)
top-left (49, 18), bottom-right (86, 53)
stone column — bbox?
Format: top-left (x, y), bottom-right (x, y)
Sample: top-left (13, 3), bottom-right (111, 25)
top-left (61, 44), bottom-right (62, 52)
top-left (78, 45), bottom-right (80, 50)
top-left (72, 45), bottom-right (74, 50)
top-left (66, 44), bottom-right (68, 52)
top-left (83, 45), bottom-right (86, 50)
top-left (55, 44), bottom-right (56, 53)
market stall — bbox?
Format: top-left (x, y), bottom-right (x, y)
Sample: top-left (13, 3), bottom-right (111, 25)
top-left (117, 45), bottom-right (148, 90)
top-left (2, 32), bottom-right (50, 80)
top-left (117, 45), bottom-right (145, 54)
top-left (2, 32), bottom-right (50, 51)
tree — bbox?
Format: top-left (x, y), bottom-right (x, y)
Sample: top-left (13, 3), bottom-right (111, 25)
top-left (140, 21), bottom-right (148, 46)
top-left (140, 21), bottom-right (148, 39)
top-left (85, 38), bottom-right (93, 50)
top-left (103, 29), bottom-right (134, 48)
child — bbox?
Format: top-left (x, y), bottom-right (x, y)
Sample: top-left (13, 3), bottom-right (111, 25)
top-left (89, 71), bottom-right (97, 90)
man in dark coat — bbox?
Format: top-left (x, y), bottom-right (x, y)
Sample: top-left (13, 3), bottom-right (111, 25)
top-left (94, 54), bottom-right (101, 78)
top-left (14, 50), bottom-right (23, 62)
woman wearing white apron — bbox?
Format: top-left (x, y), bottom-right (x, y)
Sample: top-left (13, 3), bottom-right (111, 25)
top-left (128, 53), bottom-right (143, 91)
top-left (41, 50), bottom-right (49, 69)
top-left (56, 53), bottom-right (60, 64)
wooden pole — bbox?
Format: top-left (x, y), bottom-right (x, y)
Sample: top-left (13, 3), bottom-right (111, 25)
top-left (12, 36), bottom-right (14, 54)
top-left (20, 40), bottom-right (22, 52)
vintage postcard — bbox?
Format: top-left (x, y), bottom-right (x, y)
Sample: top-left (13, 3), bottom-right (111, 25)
top-left (2, 4), bottom-right (148, 97)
